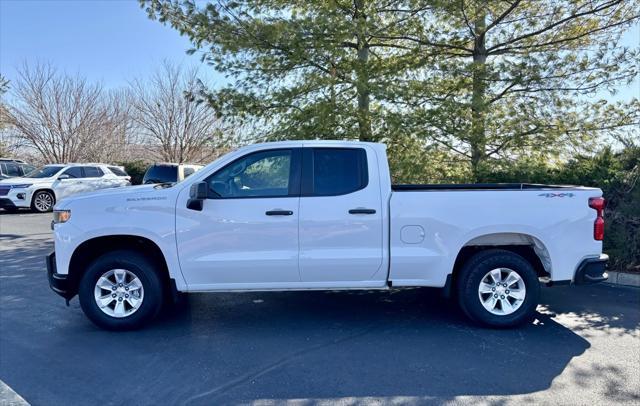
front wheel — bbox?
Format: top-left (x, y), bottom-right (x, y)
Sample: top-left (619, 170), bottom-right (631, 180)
top-left (31, 190), bottom-right (55, 213)
top-left (457, 249), bottom-right (540, 328)
top-left (78, 250), bottom-right (164, 330)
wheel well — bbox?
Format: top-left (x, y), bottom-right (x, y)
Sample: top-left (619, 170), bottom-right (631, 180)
top-left (451, 244), bottom-right (551, 289)
top-left (66, 235), bottom-right (171, 297)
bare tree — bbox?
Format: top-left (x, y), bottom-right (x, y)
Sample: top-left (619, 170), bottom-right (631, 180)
top-left (5, 63), bottom-right (132, 163)
top-left (129, 61), bottom-right (224, 163)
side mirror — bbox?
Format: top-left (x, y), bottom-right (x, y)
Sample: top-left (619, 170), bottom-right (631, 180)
top-left (190, 182), bottom-right (208, 199)
top-left (58, 174), bottom-right (70, 180)
top-left (187, 181), bottom-right (208, 211)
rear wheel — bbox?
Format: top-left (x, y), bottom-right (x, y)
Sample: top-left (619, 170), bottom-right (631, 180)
top-left (31, 190), bottom-right (55, 213)
top-left (78, 250), bottom-right (164, 330)
top-left (457, 249), bottom-right (540, 328)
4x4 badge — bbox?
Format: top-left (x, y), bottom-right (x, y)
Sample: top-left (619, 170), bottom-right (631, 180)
top-left (538, 192), bottom-right (575, 198)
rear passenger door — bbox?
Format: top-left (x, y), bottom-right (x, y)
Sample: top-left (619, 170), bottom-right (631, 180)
top-left (82, 166), bottom-right (108, 190)
top-left (298, 147), bottom-right (385, 284)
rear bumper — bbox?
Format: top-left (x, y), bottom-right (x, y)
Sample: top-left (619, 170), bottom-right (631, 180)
top-left (574, 254), bottom-right (609, 285)
top-left (46, 252), bottom-right (74, 300)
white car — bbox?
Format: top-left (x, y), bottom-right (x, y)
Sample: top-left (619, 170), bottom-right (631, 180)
top-left (0, 163), bottom-right (130, 213)
top-left (47, 141), bottom-right (607, 330)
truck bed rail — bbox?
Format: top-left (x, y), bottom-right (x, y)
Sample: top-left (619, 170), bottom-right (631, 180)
top-left (392, 183), bottom-right (576, 191)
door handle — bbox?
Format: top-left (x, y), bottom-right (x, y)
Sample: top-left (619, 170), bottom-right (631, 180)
top-left (349, 208), bottom-right (376, 214)
top-left (265, 210), bottom-right (293, 216)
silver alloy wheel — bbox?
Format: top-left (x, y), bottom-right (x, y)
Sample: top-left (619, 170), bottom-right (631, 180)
top-left (93, 269), bottom-right (144, 318)
top-left (478, 268), bottom-right (526, 316)
top-left (34, 192), bottom-right (53, 212)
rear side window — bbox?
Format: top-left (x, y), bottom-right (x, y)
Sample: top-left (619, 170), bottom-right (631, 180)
top-left (62, 167), bottom-right (84, 178)
top-left (83, 166), bottom-right (104, 177)
top-left (304, 148), bottom-right (368, 196)
top-left (108, 166), bottom-right (128, 176)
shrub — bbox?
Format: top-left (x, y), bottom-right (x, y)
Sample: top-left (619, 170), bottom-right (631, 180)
top-left (116, 160), bottom-right (148, 185)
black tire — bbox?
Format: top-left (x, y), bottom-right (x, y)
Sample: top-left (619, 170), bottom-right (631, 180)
top-left (78, 250), bottom-right (164, 330)
top-left (457, 249), bottom-right (540, 328)
top-left (31, 190), bottom-right (55, 213)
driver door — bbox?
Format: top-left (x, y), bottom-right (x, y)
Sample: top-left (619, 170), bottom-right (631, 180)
top-left (54, 166), bottom-right (87, 200)
top-left (175, 148), bottom-right (302, 289)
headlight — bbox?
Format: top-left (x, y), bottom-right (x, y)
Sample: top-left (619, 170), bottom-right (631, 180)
top-left (53, 209), bottom-right (71, 224)
top-left (11, 184), bottom-right (32, 188)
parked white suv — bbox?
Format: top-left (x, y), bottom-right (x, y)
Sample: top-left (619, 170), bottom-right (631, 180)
top-left (0, 163), bottom-right (130, 213)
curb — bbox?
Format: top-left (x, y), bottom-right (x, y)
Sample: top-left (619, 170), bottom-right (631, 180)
top-left (605, 271), bottom-right (640, 288)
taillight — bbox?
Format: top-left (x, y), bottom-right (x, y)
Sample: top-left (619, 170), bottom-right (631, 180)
top-left (589, 197), bottom-right (606, 241)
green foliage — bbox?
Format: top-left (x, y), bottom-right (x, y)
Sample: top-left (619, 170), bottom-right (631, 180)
top-left (0, 74), bottom-right (8, 95)
top-left (142, 0), bottom-right (639, 179)
top-left (117, 160), bottom-right (148, 185)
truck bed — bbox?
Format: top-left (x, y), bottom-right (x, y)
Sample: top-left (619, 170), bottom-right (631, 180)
top-left (392, 183), bottom-right (576, 191)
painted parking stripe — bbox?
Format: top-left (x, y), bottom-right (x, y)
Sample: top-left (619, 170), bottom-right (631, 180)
top-left (0, 380), bottom-right (29, 406)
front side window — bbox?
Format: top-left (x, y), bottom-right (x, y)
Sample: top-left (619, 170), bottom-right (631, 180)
top-left (83, 166), bottom-right (104, 177)
top-left (207, 149), bottom-right (293, 198)
top-left (307, 148), bottom-right (368, 196)
top-left (61, 167), bottom-right (84, 178)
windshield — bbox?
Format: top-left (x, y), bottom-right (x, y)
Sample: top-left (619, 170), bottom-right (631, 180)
top-left (24, 166), bottom-right (64, 178)
top-left (143, 165), bottom-right (178, 184)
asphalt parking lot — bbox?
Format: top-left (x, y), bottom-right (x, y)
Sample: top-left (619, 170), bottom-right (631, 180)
top-left (1, 211), bottom-right (639, 405)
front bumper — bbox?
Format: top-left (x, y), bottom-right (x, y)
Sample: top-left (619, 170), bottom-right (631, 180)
top-left (0, 198), bottom-right (16, 209)
top-left (46, 252), bottom-right (74, 300)
top-left (0, 192), bottom-right (30, 209)
top-left (574, 254), bottom-right (609, 285)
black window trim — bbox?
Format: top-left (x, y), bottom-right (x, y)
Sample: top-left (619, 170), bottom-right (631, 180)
top-left (205, 148), bottom-right (302, 200)
top-left (301, 147), bottom-right (369, 197)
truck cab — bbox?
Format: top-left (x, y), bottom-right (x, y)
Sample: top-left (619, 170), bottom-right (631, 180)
top-left (46, 141), bottom-right (608, 330)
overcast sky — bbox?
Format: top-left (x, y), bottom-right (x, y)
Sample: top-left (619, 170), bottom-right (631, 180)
top-left (0, 0), bottom-right (638, 102)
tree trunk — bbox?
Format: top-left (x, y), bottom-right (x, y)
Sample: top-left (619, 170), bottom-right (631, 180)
top-left (354, 0), bottom-right (373, 142)
top-left (470, 10), bottom-right (487, 181)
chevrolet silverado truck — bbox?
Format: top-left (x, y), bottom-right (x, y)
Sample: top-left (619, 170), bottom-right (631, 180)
top-left (46, 141), bottom-right (608, 330)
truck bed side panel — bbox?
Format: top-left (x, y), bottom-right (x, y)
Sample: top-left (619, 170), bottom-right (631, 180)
top-left (389, 189), bottom-right (603, 286)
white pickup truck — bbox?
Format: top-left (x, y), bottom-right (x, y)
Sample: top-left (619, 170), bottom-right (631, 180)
top-left (47, 141), bottom-right (608, 330)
